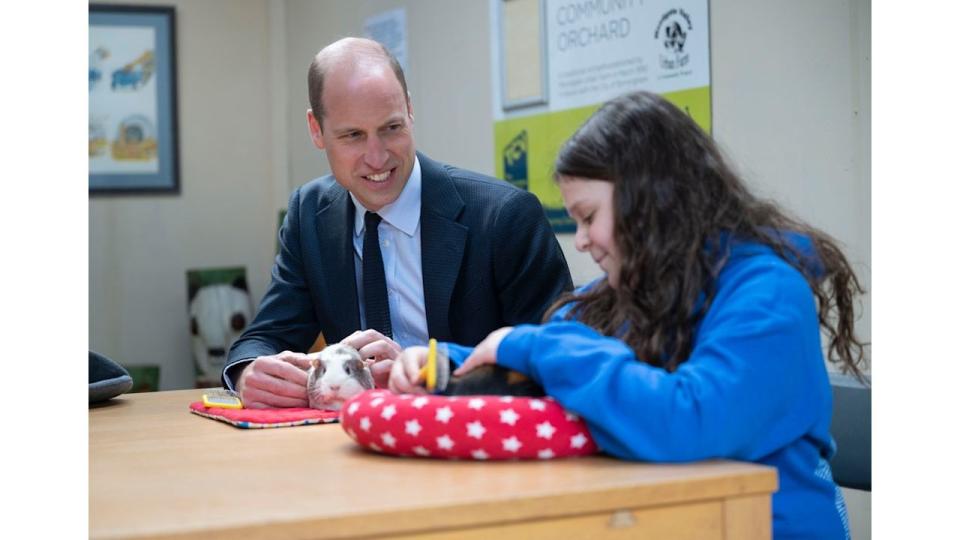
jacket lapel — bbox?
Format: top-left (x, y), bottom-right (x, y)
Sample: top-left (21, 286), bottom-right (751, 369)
top-left (315, 185), bottom-right (361, 339)
top-left (418, 153), bottom-right (467, 341)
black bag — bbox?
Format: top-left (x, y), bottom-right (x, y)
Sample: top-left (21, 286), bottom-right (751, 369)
top-left (89, 351), bottom-right (133, 403)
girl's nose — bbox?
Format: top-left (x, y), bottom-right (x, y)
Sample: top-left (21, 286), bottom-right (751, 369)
top-left (574, 225), bottom-right (589, 252)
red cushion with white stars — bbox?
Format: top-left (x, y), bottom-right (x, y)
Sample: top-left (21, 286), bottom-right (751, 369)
top-left (339, 390), bottom-right (598, 460)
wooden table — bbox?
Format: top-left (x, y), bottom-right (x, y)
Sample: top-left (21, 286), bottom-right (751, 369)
top-left (90, 389), bottom-right (777, 539)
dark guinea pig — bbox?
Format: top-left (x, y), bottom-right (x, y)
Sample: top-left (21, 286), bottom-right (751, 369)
top-left (443, 364), bottom-right (544, 397)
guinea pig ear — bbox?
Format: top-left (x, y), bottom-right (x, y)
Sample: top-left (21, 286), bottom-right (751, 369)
top-left (343, 345), bottom-right (362, 360)
top-left (310, 358), bottom-right (321, 370)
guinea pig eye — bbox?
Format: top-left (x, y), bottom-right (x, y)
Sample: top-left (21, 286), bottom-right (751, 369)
top-left (230, 313), bottom-right (246, 331)
top-left (344, 363), bottom-right (352, 375)
top-left (190, 317), bottom-right (198, 335)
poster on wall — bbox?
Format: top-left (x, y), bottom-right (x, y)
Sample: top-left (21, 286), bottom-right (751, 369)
top-left (491, 0), bottom-right (711, 231)
top-left (363, 8), bottom-right (408, 73)
top-left (89, 4), bottom-right (179, 194)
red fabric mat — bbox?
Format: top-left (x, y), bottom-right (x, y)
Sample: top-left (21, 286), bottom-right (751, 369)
top-left (189, 401), bottom-right (340, 429)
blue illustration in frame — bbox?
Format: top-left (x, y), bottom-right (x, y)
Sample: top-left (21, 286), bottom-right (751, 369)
top-left (89, 5), bottom-right (179, 194)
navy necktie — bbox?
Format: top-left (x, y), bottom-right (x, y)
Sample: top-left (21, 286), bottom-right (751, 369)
top-left (362, 212), bottom-right (392, 338)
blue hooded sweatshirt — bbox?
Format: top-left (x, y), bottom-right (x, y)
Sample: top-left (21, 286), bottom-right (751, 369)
top-left (444, 236), bottom-right (850, 539)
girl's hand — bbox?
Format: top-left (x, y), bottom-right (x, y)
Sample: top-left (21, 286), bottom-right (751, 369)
top-left (454, 327), bottom-right (513, 377)
top-left (388, 346), bottom-right (430, 395)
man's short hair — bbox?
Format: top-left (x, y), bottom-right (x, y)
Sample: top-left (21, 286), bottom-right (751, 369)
top-left (307, 41), bottom-right (409, 128)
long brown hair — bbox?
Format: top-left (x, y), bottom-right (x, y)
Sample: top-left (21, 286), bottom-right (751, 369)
top-left (547, 91), bottom-right (868, 381)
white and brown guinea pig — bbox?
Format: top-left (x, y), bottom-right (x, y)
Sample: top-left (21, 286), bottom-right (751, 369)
top-left (306, 344), bottom-right (375, 410)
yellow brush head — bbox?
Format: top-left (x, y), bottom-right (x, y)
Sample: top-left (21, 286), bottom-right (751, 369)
top-left (425, 338), bottom-right (437, 390)
top-left (418, 339), bottom-right (449, 393)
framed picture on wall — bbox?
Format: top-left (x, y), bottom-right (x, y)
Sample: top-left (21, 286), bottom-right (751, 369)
top-left (89, 4), bottom-right (180, 194)
top-left (498, 0), bottom-right (548, 111)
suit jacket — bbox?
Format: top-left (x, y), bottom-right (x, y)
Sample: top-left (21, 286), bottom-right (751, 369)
top-left (223, 152), bottom-right (572, 387)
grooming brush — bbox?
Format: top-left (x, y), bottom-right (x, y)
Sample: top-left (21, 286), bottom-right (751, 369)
top-left (418, 338), bottom-right (451, 393)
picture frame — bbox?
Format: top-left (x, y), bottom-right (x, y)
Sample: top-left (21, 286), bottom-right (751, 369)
top-left (89, 4), bottom-right (179, 195)
top-left (498, 0), bottom-right (548, 111)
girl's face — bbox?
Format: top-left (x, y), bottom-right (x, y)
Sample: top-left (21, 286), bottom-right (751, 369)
top-left (558, 176), bottom-right (621, 287)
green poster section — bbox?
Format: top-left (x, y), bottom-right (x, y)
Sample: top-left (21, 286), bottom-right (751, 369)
top-left (494, 86), bottom-right (711, 232)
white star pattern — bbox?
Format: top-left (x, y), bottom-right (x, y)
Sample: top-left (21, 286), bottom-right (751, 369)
top-left (381, 404), bottom-right (397, 420)
top-left (502, 436), bottom-right (522, 453)
top-left (360, 417), bottom-right (372, 431)
top-left (499, 408), bottom-right (520, 426)
top-left (370, 397), bottom-right (385, 408)
top-left (413, 446), bottom-right (430, 456)
top-left (467, 398), bottom-right (486, 410)
top-left (471, 449), bottom-right (489, 460)
top-left (535, 421), bottom-right (556, 439)
top-left (499, 396), bottom-right (514, 403)
top-left (435, 406), bottom-right (454, 423)
top-left (405, 419), bottom-right (422, 436)
top-left (571, 433), bottom-right (588, 449)
top-left (381, 432), bottom-right (396, 448)
top-left (466, 421), bottom-right (486, 439)
top-left (437, 435), bottom-right (455, 450)
top-left (529, 399), bottom-right (546, 411)
top-left (412, 397), bottom-right (429, 409)
top-left (537, 449), bottom-right (555, 459)
top-left (347, 402), bottom-right (360, 415)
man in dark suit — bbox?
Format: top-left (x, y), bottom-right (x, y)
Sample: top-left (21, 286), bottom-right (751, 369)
top-left (223, 37), bottom-right (571, 408)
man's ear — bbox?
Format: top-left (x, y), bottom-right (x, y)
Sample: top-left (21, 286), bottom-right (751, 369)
top-left (406, 97), bottom-right (414, 124)
top-left (306, 109), bottom-right (325, 150)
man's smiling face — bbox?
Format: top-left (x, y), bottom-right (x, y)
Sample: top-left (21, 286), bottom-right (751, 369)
top-left (308, 59), bottom-right (415, 212)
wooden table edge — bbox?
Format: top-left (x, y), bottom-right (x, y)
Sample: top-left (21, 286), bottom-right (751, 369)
top-left (93, 464), bottom-right (777, 540)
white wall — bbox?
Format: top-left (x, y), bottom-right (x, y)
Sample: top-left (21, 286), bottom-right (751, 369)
top-left (89, 0), bottom-right (282, 391)
top-left (711, 0), bottom-right (872, 372)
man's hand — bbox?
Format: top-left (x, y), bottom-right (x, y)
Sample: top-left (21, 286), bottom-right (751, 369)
top-left (388, 346), bottom-right (429, 395)
top-left (340, 330), bottom-right (402, 388)
top-left (235, 351), bottom-right (312, 409)
top-left (453, 327), bottom-right (513, 377)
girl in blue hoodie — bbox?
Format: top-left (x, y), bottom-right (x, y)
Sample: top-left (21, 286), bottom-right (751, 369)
top-left (390, 91), bottom-right (867, 539)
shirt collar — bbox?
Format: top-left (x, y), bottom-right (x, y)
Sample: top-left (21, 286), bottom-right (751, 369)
top-left (351, 156), bottom-right (422, 238)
